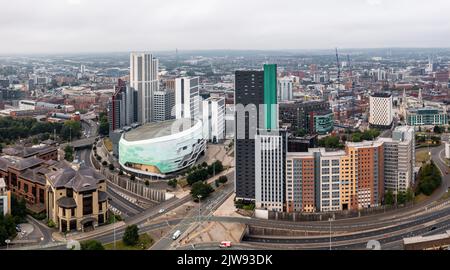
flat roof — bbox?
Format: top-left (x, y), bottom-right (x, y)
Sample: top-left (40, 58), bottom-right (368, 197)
top-left (123, 118), bottom-right (197, 142)
top-left (371, 92), bottom-right (392, 98)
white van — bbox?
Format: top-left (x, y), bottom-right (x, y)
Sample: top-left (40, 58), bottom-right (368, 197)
top-left (172, 230), bottom-right (181, 240)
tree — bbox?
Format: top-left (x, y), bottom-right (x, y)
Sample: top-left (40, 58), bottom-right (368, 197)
top-left (405, 188), bottom-right (414, 202)
top-left (208, 160), bottom-right (223, 176)
top-left (118, 170), bottom-right (124, 176)
top-left (318, 135), bottom-right (342, 149)
top-left (384, 190), bottom-right (394, 206)
top-left (60, 120), bottom-right (82, 141)
top-left (218, 176), bottom-right (228, 184)
top-left (0, 214), bottom-right (17, 245)
top-left (99, 120), bottom-right (109, 136)
top-left (123, 225), bottom-right (139, 246)
top-left (99, 112), bottom-right (109, 136)
top-left (11, 196), bottom-right (27, 224)
top-left (295, 128), bottom-right (307, 137)
top-left (144, 180), bottom-right (150, 186)
top-left (108, 164), bottom-right (115, 171)
top-left (130, 175), bottom-right (136, 181)
top-left (167, 179), bottom-right (177, 188)
top-left (417, 161), bottom-right (442, 196)
top-left (81, 240), bottom-right (105, 250)
top-left (191, 181), bottom-right (214, 200)
top-left (64, 145), bottom-right (74, 162)
top-left (433, 125), bottom-right (443, 134)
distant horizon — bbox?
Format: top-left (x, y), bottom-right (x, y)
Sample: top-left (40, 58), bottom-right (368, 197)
top-left (2, 47), bottom-right (450, 57)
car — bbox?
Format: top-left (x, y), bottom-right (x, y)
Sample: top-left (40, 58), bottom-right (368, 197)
top-left (219, 241), bottom-right (232, 248)
top-left (429, 226), bottom-right (437, 231)
top-left (15, 226), bottom-right (21, 232)
top-left (172, 230), bottom-right (181, 240)
top-left (158, 209), bottom-right (165, 214)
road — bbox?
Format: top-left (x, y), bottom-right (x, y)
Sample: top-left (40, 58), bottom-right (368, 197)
top-left (150, 170), bottom-right (235, 250)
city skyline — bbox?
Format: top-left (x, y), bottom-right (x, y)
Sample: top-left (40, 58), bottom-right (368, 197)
top-left (2, 0), bottom-right (450, 54)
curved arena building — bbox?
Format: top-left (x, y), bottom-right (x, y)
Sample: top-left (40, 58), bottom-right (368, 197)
top-left (118, 118), bottom-right (206, 178)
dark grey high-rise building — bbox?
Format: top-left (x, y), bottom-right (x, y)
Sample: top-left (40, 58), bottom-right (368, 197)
top-left (235, 70), bottom-right (264, 201)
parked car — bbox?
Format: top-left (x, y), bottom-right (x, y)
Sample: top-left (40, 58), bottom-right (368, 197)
top-left (158, 209), bottom-right (165, 214)
top-left (219, 241), bottom-right (232, 248)
top-left (15, 225), bottom-right (21, 232)
top-left (172, 230), bottom-right (181, 240)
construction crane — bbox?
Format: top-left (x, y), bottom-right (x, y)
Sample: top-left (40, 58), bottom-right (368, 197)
top-left (347, 54), bottom-right (355, 93)
top-left (335, 48), bottom-right (341, 84)
top-left (335, 48), bottom-right (341, 123)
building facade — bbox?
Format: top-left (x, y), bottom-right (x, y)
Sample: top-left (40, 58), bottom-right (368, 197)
top-left (153, 90), bottom-right (175, 122)
top-left (119, 119), bottom-right (206, 178)
top-left (46, 165), bottom-right (108, 232)
top-left (202, 96), bottom-right (225, 143)
top-left (369, 93), bottom-right (393, 129)
top-left (380, 126), bottom-right (415, 193)
top-left (255, 132), bottom-right (286, 212)
top-left (279, 100), bottom-right (330, 134)
top-left (235, 64), bottom-right (277, 201)
top-left (130, 52), bottom-right (159, 124)
top-left (108, 79), bottom-right (137, 132)
top-left (406, 107), bottom-right (448, 126)
top-left (278, 77), bottom-right (293, 102)
top-left (0, 178), bottom-right (11, 216)
top-left (175, 77), bottom-right (200, 121)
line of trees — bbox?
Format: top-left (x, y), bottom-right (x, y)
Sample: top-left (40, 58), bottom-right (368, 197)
top-left (0, 117), bottom-right (82, 144)
top-left (0, 117), bottom-right (64, 143)
top-left (416, 161), bottom-right (442, 196)
top-left (0, 196), bottom-right (28, 246)
top-left (186, 160), bottom-right (224, 186)
top-left (99, 112), bottom-right (109, 136)
top-left (350, 129), bottom-right (381, 143)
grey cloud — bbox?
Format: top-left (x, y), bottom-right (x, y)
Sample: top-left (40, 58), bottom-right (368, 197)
top-left (1, 0), bottom-right (450, 54)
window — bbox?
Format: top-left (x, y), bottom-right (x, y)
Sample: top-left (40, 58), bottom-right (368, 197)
top-left (82, 193), bottom-right (93, 215)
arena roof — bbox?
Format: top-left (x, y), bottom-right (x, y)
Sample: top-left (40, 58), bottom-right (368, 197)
top-left (122, 118), bottom-right (197, 142)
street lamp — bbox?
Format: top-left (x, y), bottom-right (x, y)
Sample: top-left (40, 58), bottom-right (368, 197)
top-left (328, 217), bottom-right (334, 251)
top-left (197, 195), bottom-right (203, 224)
top-left (113, 213), bottom-right (116, 250)
top-left (5, 239), bottom-right (10, 250)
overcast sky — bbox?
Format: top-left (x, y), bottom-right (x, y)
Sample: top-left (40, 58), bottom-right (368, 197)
top-left (1, 0), bottom-right (450, 54)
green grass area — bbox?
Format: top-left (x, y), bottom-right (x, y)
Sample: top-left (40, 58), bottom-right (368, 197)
top-left (104, 233), bottom-right (153, 250)
top-left (416, 151), bottom-right (431, 163)
top-left (414, 193), bottom-right (429, 204)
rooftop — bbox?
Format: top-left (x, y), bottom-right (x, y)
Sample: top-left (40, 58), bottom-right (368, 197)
top-left (47, 165), bottom-right (106, 192)
top-left (371, 92), bottom-right (392, 98)
top-left (122, 118), bottom-right (197, 142)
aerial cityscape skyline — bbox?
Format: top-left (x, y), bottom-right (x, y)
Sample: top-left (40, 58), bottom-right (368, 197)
top-left (2, 0), bottom-right (450, 261)
top-left (2, 0), bottom-right (450, 54)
